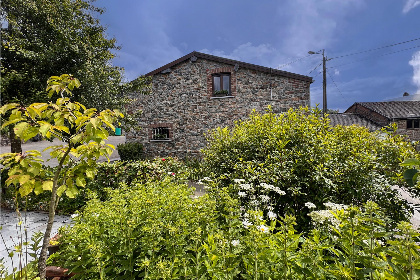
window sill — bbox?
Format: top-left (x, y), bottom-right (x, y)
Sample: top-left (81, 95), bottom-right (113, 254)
top-left (150, 139), bottom-right (172, 142)
top-left (210, 95), bottom-right (235, 99)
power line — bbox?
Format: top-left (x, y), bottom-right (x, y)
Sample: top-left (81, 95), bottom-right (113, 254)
top-left (329, 44), bottom-right (420, 70)
top-left (330, 37), bottom-right (420, 60)
top-left (308, 62), bottom-right (322, 75)
top-left (326, 69), bottom-right (350, 105)
top-left (277, 53), bottom-right (313, 69)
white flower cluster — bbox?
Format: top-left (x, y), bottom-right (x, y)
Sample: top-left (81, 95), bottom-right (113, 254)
top-left (308, 210), bottom-right (340, 227)
top-left (324, 202), bottom-right (348, 210)
top-left (260, 183), bottom-right (286, 195)
top-left (239, 183), bottom-right (255, 192)
top-left (305, 202), bottom-right (316, 209)
top-left (231, 239), bottom-right (240, 247)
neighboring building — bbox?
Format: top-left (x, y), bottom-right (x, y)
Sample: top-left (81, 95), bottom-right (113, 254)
top-left (337, 101), bottom-right (420, 142)
top-left (127, 51), bottom-right (312, 157)
top-left (328, 113), bottom-right (381, 132)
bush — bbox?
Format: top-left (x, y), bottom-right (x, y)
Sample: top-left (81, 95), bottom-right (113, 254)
top-left (117, 141), bottom-right (144, 161)
top-left (1, 157), bottom-right (189, 214)
top-left (202, 107), bottom-right (419, 230)
top-left (52, 183), bottom-right (420, 279)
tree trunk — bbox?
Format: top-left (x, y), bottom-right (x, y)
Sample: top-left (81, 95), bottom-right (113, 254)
top-left (38, 146), bottom-right (72, 279)
top-left (9, 125), bottom-right (22, 153)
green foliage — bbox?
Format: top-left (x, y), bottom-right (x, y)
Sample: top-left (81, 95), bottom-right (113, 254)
top-left (52, 182), bottom-right (420, 279)
top-left (117, 142), bottom-right (144, 161)
top-left (401, 158), bottom-right (420, 188)
top-left (0, 74), bottom-right (122, 198)
top-left (0, 74), bottom-right (122, 279)
top-left (202, 107), bottom-right (418, 230)
top-left (1, 158), bottom-right (190, 214)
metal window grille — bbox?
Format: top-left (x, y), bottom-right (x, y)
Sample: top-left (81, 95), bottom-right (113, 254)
top-left (152, 127), bottom-right (170, 140)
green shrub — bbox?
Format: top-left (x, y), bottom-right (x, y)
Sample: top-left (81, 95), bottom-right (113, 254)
top-left (1, 157), bottom-right (189, 214)
top-left (117, 141), bottom-right (144, 161)
top-left (52, 183), bottom-right (420, 279)
top-left (202, 107), bottom-right (419, 230)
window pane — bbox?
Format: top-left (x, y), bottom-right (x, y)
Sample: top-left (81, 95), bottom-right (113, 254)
top-left (213, 76), bottom-right (220, 91)
top-left (414, 120), bottom-right (420, 128)
top-left (222, 75), bottom-right (230, 93)
top-left (407, 120), bottom-right (413, 128)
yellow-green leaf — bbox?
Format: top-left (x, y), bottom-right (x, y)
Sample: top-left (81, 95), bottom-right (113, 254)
top-left (19, 181), bottom-right (35, 196)
top-left (18, 174), bottom-right (31, 185)
top-left (57, 185), bottom-right (67, 197)
top-left (34, 181), bottom-right (43, 195)
top-left (65, 185), bottom-right (79, 198)
top-left (42, 181), bottom-right (53, 191)
top-left (85, 168), bottom-right (95, 179)
top-left (75, 177), bottom-right (86, 187)
top-left (14, 122), bottom-right (29, 138)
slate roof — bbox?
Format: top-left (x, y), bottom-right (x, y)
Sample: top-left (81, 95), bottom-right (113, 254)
top-left (328, 113), bottom-right (382, 131)
top-left (145, 51), bottom-right (313, 83)
top-left (345, 101), bottom-right (420, 119)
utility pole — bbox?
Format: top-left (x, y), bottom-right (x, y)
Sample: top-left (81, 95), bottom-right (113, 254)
top-left (309, 49), bottom-right (329, 116)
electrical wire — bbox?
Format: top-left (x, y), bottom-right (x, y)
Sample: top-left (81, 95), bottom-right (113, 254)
top-left (329, 44), bottom-right (420, 69)
top-left (308, 62), bottom-right (322, 75)
top-left (277, 53), bottom-right (313, 69)
top-left (326, 69), bottom-right (350, 105)
top-left (330, 37), bottom-right (420, 60)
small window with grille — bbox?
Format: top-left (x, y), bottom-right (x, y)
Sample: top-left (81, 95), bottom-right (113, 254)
top-left (152, 127), bottom-right (170, 140)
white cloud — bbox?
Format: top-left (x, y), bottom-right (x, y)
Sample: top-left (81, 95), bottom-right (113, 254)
top-left (334, 69), bottom-right (340, 76)
top-left (279, 0), bottom-right (365, 56)
top-left (409, 50), bottom-right (420, 94)
top-left (403, 0), bottom-right (420, 13)
top-left (200, 43), bottom-right (277, 67)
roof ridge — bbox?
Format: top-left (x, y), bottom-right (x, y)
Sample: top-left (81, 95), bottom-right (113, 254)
top-left (145, 51), bottom-right (313, 82)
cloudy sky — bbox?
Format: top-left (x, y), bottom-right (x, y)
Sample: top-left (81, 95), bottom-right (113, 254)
top-left (98, 0), bottom-right (420, 111)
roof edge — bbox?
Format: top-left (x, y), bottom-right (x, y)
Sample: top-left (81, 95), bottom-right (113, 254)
top-left (145, 51), bottom-right (313, 82)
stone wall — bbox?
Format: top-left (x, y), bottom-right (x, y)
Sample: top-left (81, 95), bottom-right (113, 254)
top-left (127, 57), bottom-right (310, 158)
top-left (395, 119), bottom-right (420, 142)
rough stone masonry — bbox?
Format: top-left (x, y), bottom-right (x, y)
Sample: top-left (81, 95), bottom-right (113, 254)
top-left (127, 52), bottom-right (312, 158)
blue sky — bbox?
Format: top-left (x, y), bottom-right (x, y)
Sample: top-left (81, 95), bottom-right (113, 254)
top-left (98, 0), bottom-right (420, 112)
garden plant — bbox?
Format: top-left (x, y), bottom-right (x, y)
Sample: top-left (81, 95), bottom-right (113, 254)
top-left (0, 74), bottom-right (122, 279)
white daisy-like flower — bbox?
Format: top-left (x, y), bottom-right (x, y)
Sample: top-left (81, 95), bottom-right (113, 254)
top-left (305, 202), bottom-right (316, 209)
top-left (242, 219), bottom-right (252, 228)
top-left (267, 211), bottom-right (277, 220)
top-left (257, 224), bottom-right (269, 233)
top-left (231, 240), bottom-right (240, 247)
top-left (238, 191), bottom-right (247, 197)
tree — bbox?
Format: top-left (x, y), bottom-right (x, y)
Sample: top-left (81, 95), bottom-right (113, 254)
top-left (0, 75), bottom-right (123, 279)
top-left (0, 0), bottom-right (143, 152)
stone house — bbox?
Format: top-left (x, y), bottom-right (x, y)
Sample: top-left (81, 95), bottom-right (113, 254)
top-left (127, 51), bottom-right (312, 157)
top-left (329, 101), bottom-right (420, 142)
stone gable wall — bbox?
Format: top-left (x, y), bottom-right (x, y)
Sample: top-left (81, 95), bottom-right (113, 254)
top-left (127, 57), bottom-right (310, 158)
